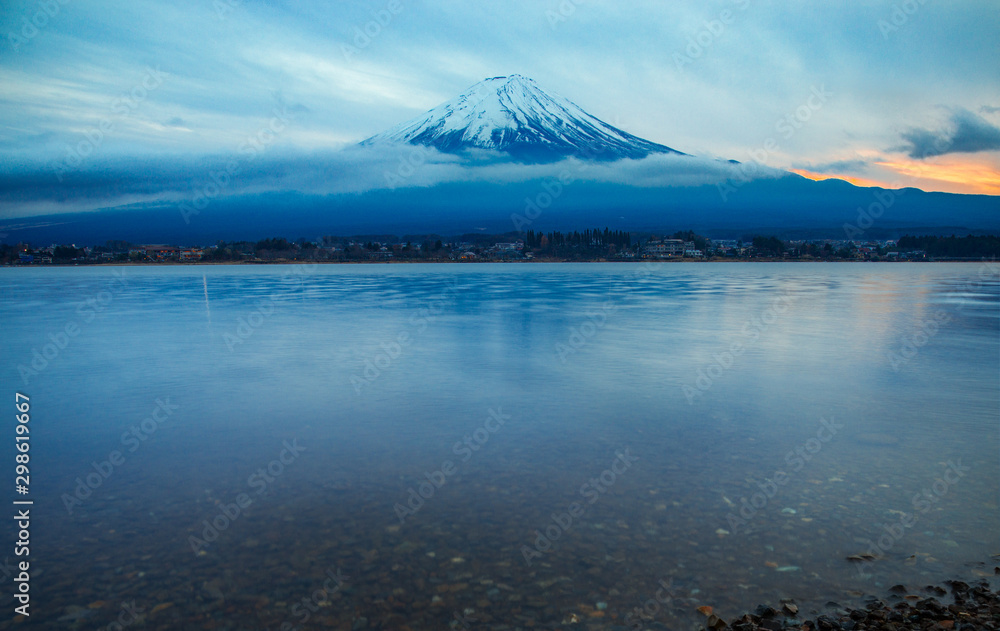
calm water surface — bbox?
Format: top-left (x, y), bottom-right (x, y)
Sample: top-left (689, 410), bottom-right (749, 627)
top-left (1, 262), bottom-right (997, 630)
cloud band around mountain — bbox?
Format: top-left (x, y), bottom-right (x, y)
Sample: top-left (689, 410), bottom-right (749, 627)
top-left (0, 147), bottom-right (782, 219)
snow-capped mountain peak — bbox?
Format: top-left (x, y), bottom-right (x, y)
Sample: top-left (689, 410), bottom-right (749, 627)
top-left (361, 74), bottom-right (684, 161)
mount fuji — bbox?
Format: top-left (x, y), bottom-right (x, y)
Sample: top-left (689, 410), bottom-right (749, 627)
top-left (362, 74), bottom-right (684, 162)
top-left (4, 76), bottom-right (997, 246)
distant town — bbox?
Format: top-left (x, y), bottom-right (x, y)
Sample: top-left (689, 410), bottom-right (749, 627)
top-left (3, 230), bottom-right (998, 265)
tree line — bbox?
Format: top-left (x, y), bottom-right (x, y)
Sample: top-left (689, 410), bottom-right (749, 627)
top-left (895, 234), bottom-right (1000, 258)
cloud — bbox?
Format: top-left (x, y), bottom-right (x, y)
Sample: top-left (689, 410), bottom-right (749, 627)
top-left (901, 108), bottom-right (1000, 158)
top-left (794, 158), bottom-right (874, 174)
top-left (2, 0), bottom-right (998, 177)
top-left (981, 105), bottom-right (1000, 114)
top-left (0, 146), bottom-right (781, 218)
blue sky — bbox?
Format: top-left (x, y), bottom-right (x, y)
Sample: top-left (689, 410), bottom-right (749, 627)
top-left (1, 0), bottom-right (998, 218)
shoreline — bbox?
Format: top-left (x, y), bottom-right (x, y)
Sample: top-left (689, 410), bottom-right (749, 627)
top-left (674, 565), bottom-right (1000, 631)
top-left (1, 258), bottom-right (988, 268)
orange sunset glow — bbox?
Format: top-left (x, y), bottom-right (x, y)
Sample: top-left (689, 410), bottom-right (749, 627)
top-left (788, 169), bottom-right (889, 189)
top-left (791, 155), bottom-right (1000, 196)
top-left (875, 157), bottom-right (1000, 195)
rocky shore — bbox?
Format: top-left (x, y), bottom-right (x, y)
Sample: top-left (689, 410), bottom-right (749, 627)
top-left (687, 577), bottom-right (999, 631)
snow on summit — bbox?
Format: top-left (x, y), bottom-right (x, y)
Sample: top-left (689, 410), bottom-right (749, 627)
top-left (362, 74), bottom-right (685, 162)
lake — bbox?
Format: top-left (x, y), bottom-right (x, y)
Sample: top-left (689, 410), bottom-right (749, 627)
top-left (1, 262), bottom-right (997, 630)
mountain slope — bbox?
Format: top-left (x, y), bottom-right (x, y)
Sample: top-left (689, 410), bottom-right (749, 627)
top-left (361, 74), bottom-right (684, 162)
top-left (8, 175), bottom-right (998, 245)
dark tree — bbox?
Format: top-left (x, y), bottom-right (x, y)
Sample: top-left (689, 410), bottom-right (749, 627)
top-left (751, 236), bottom-right (786, 256)
top-left (53, 245), bottom-right (82, 260)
